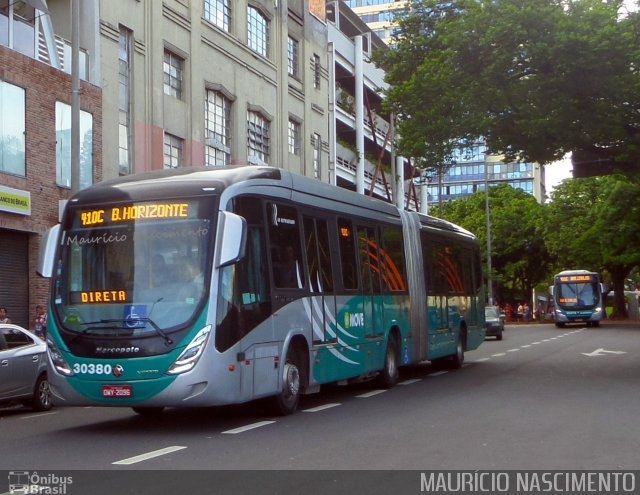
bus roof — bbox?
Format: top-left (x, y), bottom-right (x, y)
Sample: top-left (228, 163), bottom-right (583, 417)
top-left (67, 165), bottom-right (476, 240)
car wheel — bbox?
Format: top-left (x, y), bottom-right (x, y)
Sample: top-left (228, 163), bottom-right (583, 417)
top-left (30, 374), bottom-right (53, 411)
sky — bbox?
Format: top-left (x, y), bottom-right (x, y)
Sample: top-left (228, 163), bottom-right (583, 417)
top-left (546, 155), bottom-right (572, 196)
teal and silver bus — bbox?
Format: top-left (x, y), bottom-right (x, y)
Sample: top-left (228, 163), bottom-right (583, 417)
top-left (38, 166), bottom-right (485, 415)
top-left (550, 270), bottom-right (605, 327)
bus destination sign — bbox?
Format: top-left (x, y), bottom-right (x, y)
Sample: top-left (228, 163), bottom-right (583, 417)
top-left (80, 203), bottom-right (190, 226)
top-left (558, 275), bottom-right (595, 283)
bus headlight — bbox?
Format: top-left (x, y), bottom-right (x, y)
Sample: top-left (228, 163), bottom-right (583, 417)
top-left (47, 337), bottom-right (74, 376)
top-left (167, 325), bottom-right (211, 375)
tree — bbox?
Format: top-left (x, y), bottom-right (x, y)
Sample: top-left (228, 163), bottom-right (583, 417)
top-left (373, 0), bottom-right (640, 177)
top-left (544, 176), bottom-right (640, 317)
top-left (440, 184), bottom-right (550, 305)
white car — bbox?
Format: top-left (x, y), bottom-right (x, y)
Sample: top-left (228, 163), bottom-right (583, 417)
top-left (0, 324), bottom-right (52, 411)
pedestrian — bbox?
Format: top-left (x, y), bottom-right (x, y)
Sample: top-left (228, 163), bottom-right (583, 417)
top-left (517, 303), bottom-right (524, 322)
top-left (0, 306), bottom-right (11, 324)
top-left (34, 304), bottom-right (47, 339)
top-left (524, 303), bottom-right (531, 322)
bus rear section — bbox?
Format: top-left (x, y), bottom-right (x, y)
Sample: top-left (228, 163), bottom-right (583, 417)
top-left (551, 270), bottom-right (605, 327)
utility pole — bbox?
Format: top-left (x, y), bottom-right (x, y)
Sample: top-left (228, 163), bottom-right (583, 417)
top-left (485, 162), bottom-right (493, 305)
top-left (70, 0), bottom-right (80, 193)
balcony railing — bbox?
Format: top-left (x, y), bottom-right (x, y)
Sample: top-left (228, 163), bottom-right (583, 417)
top-left (0, 12), bottom-right (88, 80)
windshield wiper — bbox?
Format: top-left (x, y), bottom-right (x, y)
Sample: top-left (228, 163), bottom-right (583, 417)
top-left (68, 317), bottom-right (173, 346)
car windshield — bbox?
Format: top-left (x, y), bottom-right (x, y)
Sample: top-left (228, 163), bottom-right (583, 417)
top-left (485, 307), bottom-right (499, 319)
top-left (53, 197), bottom-right (217, 335)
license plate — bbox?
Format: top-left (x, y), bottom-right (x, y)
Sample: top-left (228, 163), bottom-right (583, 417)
top-left (102, 384), bottom-right (133, 398)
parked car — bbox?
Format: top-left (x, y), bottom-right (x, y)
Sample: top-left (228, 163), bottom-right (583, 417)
top-left (485, 306), bottom-right (505, 340)
top-left (0, 323), bottom-right (52, 411)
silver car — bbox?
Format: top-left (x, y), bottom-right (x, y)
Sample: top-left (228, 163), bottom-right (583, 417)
top-left (0, 324), bottom-right (52, 411)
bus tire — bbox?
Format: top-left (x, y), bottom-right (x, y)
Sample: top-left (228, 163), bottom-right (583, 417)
top-left (555, 322), bottom-right (565, 328)
top-left (132, 407), bottom-right (165, 416)
top-left (376, 333), bottom-right (399, 389)
top-left (449, 332), bottom-right (465, 369)
top-left (271, 350), bottom-right (301, 416)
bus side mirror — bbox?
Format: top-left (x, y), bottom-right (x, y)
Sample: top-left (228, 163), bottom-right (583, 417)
top-left (37, 224), bottom-right (61, 278)
top-left (600, 283), bottom-right (607, 294)
top-left (549, 286), bottom-right (554, 296)
top-left (216, 211), bottom-right (247, 268)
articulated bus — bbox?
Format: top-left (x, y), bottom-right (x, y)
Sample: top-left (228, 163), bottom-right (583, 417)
top-left (38, 166), bottom-right (485, 415)
top-left (550, 270), bottom-right (605, 327)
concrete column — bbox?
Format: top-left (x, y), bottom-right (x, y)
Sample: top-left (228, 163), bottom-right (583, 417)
top-left (355, 35), bottom-right (365, 195)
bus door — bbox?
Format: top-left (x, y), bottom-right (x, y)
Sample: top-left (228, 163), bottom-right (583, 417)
top-left (303, 216), bottom-right (337, 345)
top-left (425, 238), bottom-right (455, 358)
top-left (357, 225), bottom-right (384, 340)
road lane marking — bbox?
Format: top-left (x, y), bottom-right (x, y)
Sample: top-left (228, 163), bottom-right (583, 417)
top-left (473, 358), bottom-right (490, 362)
top-left (429, 371), bottom-right (449, 376)
top-left (491, 353), bottom-right (506, 357)
top-left (112, 445), bottom-right (187, 465)
top-left (521, 345), bottom-right (531, 348)
top-left (302, 403), bottom-right (341, 413)
top-left (20, 411), bottom-right (57, 420)
top-left (399, 378), bottom-right (422, 386)
top-left (221, 421), bottom-right (276, 434)
top-left (507, 349), bottom-right (520, 353)
top-left (532, 342), bottom-right (541, 345)
top-left (357, 390), bottom-right (387, 398)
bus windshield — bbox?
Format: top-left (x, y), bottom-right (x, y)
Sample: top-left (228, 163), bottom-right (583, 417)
top-left (53, 197), bottom-right (216, 336)
top-left (556, 281), bottom-right (599, 309)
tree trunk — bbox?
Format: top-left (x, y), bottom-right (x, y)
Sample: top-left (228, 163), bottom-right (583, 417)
top-left (609, 267), bottom-right (629, 319)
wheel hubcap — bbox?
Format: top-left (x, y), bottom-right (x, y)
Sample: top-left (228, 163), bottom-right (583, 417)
top-left (40, 380), bottom-right (51, 407)
top-left (283, 363), bottom-right (300, 399)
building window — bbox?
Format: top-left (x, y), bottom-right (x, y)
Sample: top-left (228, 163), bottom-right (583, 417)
top-left (313, 54), bottom-right (321, 89)
top-left (0, 81), bottom-right (25, 176)
top-left (287, 119), bottom-right (301, 156)
top-left (163, 133), bottom-right (183, 169)
top-left (163, 50), bottom-right (184, 99)
top-left (287, 36), bottom-right (299, 78)
top-left (118, 26), bottom-right (132, 175)
top-left (55, 102), bottom-right (93, 190)
top-left (312, 133), bottom-right (321, 179)
top-left (203, 0), bottom-right (231, 32)
top-left (247, 6), bottom-right (268, 57)
top-left (247, 110), bottom-right (270, 164)
top-left (205, 89), bottom-right (231, 167)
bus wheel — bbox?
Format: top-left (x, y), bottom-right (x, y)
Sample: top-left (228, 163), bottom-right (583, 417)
top-left (450, 333), bottom-right (465, 369)
top-left (132, 407), bottom-right (165, 416)
top-left (555, 322), bottom-right (565, 328)
top-left (376, 333), bottom-right (399, 388)
top-left (272, 354), bottom-right (301, 416)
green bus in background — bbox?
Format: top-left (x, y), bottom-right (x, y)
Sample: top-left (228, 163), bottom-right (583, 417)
top-left (550, 270), bottom-right (605, 327)
top-left (38, 166), bottom-right (485, 416)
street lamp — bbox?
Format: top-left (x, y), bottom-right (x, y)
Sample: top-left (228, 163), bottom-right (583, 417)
top-left (485, 162), bottom-right (493, 305)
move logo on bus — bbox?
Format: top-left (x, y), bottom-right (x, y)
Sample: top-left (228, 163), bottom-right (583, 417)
top-left (344, 312), bottom-right (365, 328)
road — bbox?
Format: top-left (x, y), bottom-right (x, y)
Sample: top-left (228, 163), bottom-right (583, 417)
top-left (1, 322), bottom-right (639, 493)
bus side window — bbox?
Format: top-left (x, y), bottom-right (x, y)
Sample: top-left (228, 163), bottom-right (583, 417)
top-left (268, 203), bottom-right (304, 290)
top-left (338, 218), bottom-right (358, 290)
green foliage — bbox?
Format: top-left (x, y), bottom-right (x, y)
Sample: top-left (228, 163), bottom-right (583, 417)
top-left (373, 0), bottom-right (640, 175)
top-left (544, 175), bottom-right (640, 316)
top-left (440, 184), bottom-right (550, 303)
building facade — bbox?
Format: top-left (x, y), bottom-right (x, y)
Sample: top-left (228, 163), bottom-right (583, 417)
top-left (99, 0), bottom-right (331, 181)
top-left (0, 0), bottom-right (102, 328)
